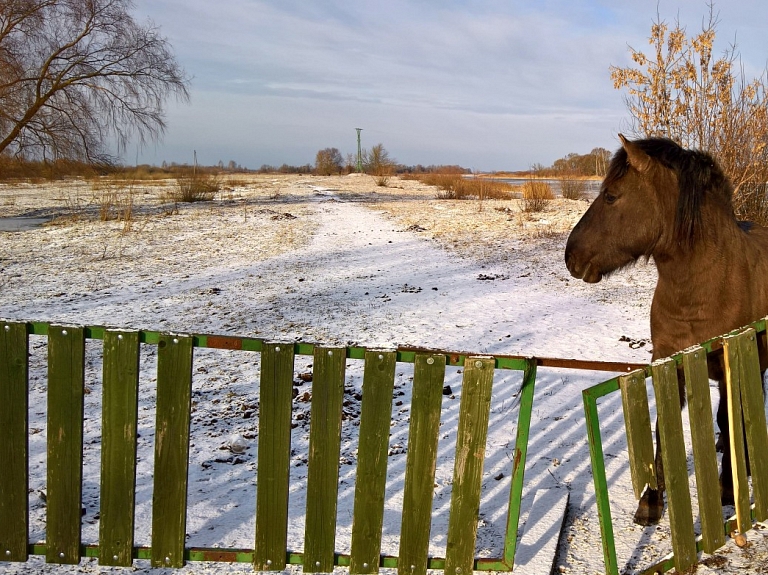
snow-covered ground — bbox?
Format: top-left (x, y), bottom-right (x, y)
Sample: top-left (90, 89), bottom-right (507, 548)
top-left (0, 174), bottom-right (766, 574)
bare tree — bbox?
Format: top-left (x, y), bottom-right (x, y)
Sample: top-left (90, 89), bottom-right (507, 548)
top-left (610, 2), bottom-right (768, 222)
top-left (315, 147), bottom-right (343, 175)
top-left (363, 143), bottom-right (395, 176)
top-left (0, 0), bottom-right (189, 164)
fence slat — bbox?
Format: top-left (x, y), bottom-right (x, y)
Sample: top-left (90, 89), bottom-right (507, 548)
top-left (304, 346), bottom-right (346, 573)
top-left (682, 346), bottom-right (725, 553)
top-left (46, 325), bottom-right (86, 565)
top-left (99, 330), bottom-right (140, 566)
top-left (735, 329), bottom-right (768, 522)
top-left (651, 359), bottom-right (696, 573)
top-left (723, 334), bottom-right (751, 534)
top-left (445, 357), bottom-right (495, 575)
top-left (350, 350), bottom-right (397, 575)
top-left (151, 334), bottom-right (194, 568)
top-left (619, 369), bottom-right (656, 499)
top-left (0, 321), bottom-right (29, 562)
top-left (398, 353), bottom-right (446, 575)
top-left (254, 342), bottom-right (295, 571)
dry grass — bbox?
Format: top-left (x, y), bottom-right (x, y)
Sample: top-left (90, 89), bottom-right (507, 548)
top-left (173, 172), bottom-right (220, 202)
top-left (520, 181), bottom-right (554, 212)
top-left (414, 173), bottom-right (515, 200)
top-left (559, 177), bottom-right (589, 201)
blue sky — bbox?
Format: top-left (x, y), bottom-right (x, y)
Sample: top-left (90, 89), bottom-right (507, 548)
top-left (130, 1), bottom-right (768, 171)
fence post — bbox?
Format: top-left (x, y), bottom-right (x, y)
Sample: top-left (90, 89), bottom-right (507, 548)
top-left (651, 359), bottom-right (696, 573)
top-left (99, 330), bottom-right (140, 566)
top-left (254, 342), bottom-right (295, 571)
top-left (350, 350), bottom-right (397, 574)
top-left (0, 321), bottom-right (29, 562)
top-left (303, 346), bottom-right (346, 573)
top-left (398, 353), bottom-right (446, 575)
top-left (444, 357), bottom-right (495, 575)
top-left (151, 334), bottom-right (194, 568)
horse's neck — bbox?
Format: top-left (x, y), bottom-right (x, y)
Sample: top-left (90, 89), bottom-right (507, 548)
top-left (651, 220), bottom-right (768, 335)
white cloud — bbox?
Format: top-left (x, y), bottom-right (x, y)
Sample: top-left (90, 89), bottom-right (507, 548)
top-left (131, 0), bottom-right (768, 170)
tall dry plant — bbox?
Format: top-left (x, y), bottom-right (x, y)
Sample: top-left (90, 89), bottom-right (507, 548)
top-left (610, 2), bottom-right (768, 223)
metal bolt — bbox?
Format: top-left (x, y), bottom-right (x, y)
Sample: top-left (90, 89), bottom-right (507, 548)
top-left (266, 559), bottom-right (272, 566)
top-left (61, 329), bottom-right (68, 336)
top-left (59, 552), bottom-right (65, 558)
top-left (4, 325), bottom-right (9, 331)
top-left (117, 334), bottom-right (123, 340)
top-left (378, 354), bottom-right (384, 361)
top-left (5, 550), bottom-right (11, 556)
top-left (327, 350), bottom-right (333, 356)
top-left (165, 556), bottom-right (171, 564)
top-left (456, 568), bottom-right (462, 574)
top-left (363, 563), bottom-right (369, 568)
top-left (411, 566), bottom-right (415, 571)
top-left (173, 338), bottom-right (179, 344)
top-left (275, 346), bottom-right (281, 352)
top-left (475, 360), bottom-right (483, 368)
top-left (316, 561), bottom-right (321, 568)
top-left (427, 357), bottom-right (434, 365)
top-left (113, 555), bottom-right (119, 561)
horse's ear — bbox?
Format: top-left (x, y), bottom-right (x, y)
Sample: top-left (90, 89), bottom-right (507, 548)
top-left (619, 134), bottom-right (651, 172)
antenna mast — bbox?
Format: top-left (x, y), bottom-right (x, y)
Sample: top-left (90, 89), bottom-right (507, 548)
top-left (355, 128), bottom-right (363, 173)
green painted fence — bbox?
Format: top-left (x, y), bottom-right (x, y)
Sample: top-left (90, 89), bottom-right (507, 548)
top-left (1, 319), bottom-right (629, 572)
top-left (583, 319), bottom-right (768, 575)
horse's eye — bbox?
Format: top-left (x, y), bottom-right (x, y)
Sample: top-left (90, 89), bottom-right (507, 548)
top-left (604, 192), bottom-right (617, 204)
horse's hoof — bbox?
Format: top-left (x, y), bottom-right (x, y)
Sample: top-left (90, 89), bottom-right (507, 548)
top-left (633, 497), bottom-right (664, 526)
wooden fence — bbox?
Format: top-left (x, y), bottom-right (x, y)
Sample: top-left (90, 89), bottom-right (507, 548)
top-left (583, 320), bottom-right (768, 575)
top-left (0, 320), bottom-right (560, 572)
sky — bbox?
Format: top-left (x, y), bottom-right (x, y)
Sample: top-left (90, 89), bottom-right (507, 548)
top-left (129, 0), bottom-right (768, 172)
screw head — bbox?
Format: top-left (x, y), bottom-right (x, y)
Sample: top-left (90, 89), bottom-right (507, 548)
top-left (426, 357), bottom-right (434, 365)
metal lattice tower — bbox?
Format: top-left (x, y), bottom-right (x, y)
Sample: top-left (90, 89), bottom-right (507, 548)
top-left (355, 128), bottom-right (363, 173)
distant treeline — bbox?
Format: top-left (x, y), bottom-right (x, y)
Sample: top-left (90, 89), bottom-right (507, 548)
top-left (0, 150), bottom-right (606, 181)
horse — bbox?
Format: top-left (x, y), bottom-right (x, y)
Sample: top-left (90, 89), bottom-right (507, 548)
top-left (564, 134), bottom-right (768, 525)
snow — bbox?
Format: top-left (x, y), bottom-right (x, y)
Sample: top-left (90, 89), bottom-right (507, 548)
top-left (0, 174), bottom-right (766, 574)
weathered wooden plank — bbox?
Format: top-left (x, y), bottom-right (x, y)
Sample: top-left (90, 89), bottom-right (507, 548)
top-left (99, 330), bottom-right (140, 566)
top-left (723, 334), bottom-right (751, 534)
top-left (619, 369), bottom-right (656, 499)
top-left (46, 325), bottom-right (86, 565)
top-left (254, 342), bottom-right (295, 571)
top-left (0, 321), bottom-right (29, 562)
top-left (303, 347), bottom-right (346, 573)
top-left (350, 350), bottom-right (397, 575)
top-left (735, 329), bottom-right (768, 522)
top-left (651, 359), bottom-right (696, 573)
top-left (682, 346), bottom-right (725, 553)
top-left (445, 357), bottom-right (495, 575)
top-left (151, 334), bottom-right (194, 568)
top-left (398, 353), bottom-right (446, 575)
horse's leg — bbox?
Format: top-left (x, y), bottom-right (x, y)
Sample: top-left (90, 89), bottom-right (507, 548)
top-left (716, 376), bottom-right (735, 505)
top-left (717, 367), bottom-right (767, 505)
top-left (633, 418), bottom-right (666, 525)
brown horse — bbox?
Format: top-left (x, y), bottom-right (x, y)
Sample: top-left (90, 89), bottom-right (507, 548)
top-left (565, 134), bottom-right (768, 525)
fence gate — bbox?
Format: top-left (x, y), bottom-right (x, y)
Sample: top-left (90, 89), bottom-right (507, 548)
top-left (583, 320), bottom-right (768, 575)
top-left (0, 320), bottom-right (553, 572)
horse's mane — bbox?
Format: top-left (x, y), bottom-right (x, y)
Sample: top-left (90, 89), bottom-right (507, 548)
top-left (603, 137), bottom-right (734, 246)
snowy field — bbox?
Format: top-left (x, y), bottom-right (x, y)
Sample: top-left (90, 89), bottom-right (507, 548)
top-left (0, 174), bottom-right (766, 574)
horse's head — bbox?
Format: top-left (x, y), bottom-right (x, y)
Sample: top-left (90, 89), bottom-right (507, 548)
top-left (565, 134), bottom-right (680, 283)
